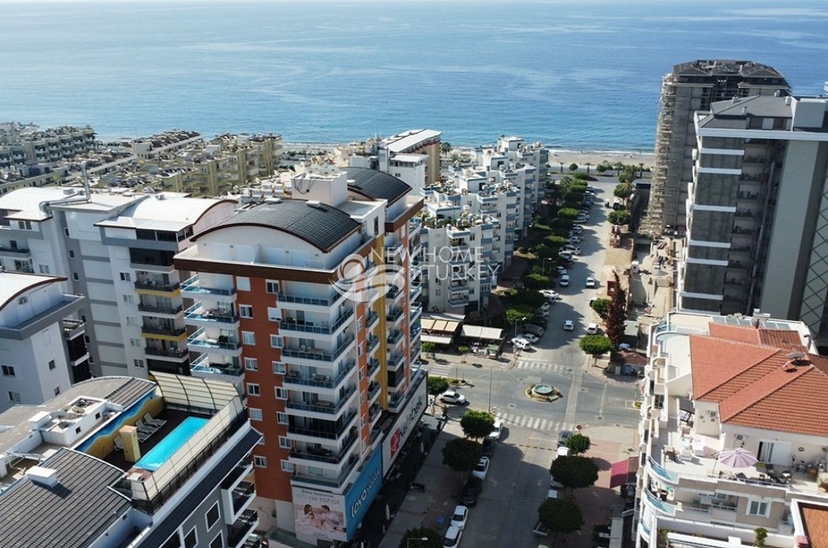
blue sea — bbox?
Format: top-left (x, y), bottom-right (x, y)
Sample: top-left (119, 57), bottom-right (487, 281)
top-left (1, 0), bottom-right (827, 151)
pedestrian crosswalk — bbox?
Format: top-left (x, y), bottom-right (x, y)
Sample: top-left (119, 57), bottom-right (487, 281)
top-left (493, 411), bottom-right (575, 434)
top-left (513, 360), bottom-right (574, 373)
top-left (425, 362), bottom-right (457, 378)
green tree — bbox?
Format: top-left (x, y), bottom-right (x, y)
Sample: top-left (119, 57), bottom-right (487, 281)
top-left (579, 335), bottom-right (614, 361)
top-left (543, 234), bottom-right (566, 248)
top-left (605, 271), bottom-right (627, 346)
top-left (460, 409), bottom-right (495, 439)
top-left (524, 273), bottom-right (550, 290)
top-left (399, 527), bottom-right (443, 548)
top-left (596, 163), bottom-right (609, 174)
top-left (506, 306), bottom-right (534, 328)
top-left (538, 498), bottom-right (584, 535)
top-left (549, 455), bottom-right (600, 490)
top-left (608, 210), bottom-right (631, 226)
top-left (568, 162), bottom-right (578, 173)
top-left (754, 527), bottom-right (768, 548)
top-left (584, 161), bottom-right (592, 175)
top-left (512, 290), bottom-right (546, 309)
top-left (440, 142), bottom-right (452, 155)
top-left (565, 433), bottom-right (592, 455)
top-left (590, 297), bottom-right (610, 319)
top-left (427, 376), bottom-right (449, 397)
top-left (422, 341), bottom-right (437, 358)
top-left (558, 207), bottom-right (580, 220)
top-left (613, 161), bottom-right (624, 176)
top-left (441, 438), bottom-right (482, 473)
top-left (614, 183), bottom-right (633, 199)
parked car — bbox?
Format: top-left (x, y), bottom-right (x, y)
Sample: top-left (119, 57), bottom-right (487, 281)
top-left (523, 324), bottom-right (545, 337)
top-left (540, 289), bottom-right (559, 301)
top-left (586, 322), bottom-right (599, 335)
top-left (443, 524), bottom-right (463, 547)
top-left (521, 333), bottom-right (539, 344)
top-left (459, 477), bottom-right (483, 506)
top-left (481, 437), bottom-right (496, 457)
top-left (488, 419), bottom-right (503, 441)
top-left (559, 274), bottom-right (570, 287)
top-left (559, 251), bottom-right (574, 262)
top-left (567, 236), bottom-right (581, 245)
top-left (472, 456), bottom-right (491, 480)
top-left (585, 276), bottom-right (596, 288)
top-left (511, 337), bottom-right (532, 350)
top-left (564, 244), bottom-right (581, 255)
top-left (556, 265), bottom-right (567, 276)
top-left (563, 320), bottom-right (574, 331)
top-left (557, 429), bottom-right (573, 447)
top-left (571, 225), bottom-right (583, 234)
top-left (450, 505), bottom-right (469, 530)
top-left (531, 316), bottom-right (549, 328)
top-left (539, 302), bottom-right (551, 314)
top-left (439, 390), bottom-right (467, 405)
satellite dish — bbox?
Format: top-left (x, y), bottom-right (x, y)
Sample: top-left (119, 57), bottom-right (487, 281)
top-left (786, 351), bottom-right (806, 360)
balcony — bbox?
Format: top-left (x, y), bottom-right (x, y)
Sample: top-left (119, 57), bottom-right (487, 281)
top-left (410, 283), bottom-right (423, 301)
top-left (286, 384), bottom-right (357, 415)
top-left (281, 308), bottom-right (354, 335)
top-left (289, 431), bottom-right (358, 465)
top-left (366, 310), bottom-right (379, 330)
top-left (134, 278), bottom-right (181, 295)
top-left (138, 303), bottom-right (183, 318)
top-left (281, 334), bottom-right (355, 363)
top-left (367, 335), bottom-right (380, 354)
top-left (227, 509), bottom-right (259, 548)
top-left (291, 452), bottom-right (360, 488)
top-left (187, 327), bottom-right (241, 353)
top-left (144, 346), bottom-right (189, 361)
top-left (278, 291), bottom-right (345, 309)
top-left (387, 330), bottom-right (404, 346)
top-left (190, 354), bottom-right (243, 376)
top-left (0, 245), bottom-right (31, 259)
top-left (283, 360), bottom-right (355, 389)
top-left (387, 307), bottom-right (404, 323)
top-left (447, 294), bottom-right (469, 307)
top-left (184, 304), bottom-right (239, 326)
top-left (410, 303), bottom-right (422, 322)
top-left (388, 352), bottom-right (405, 370)
top-left (368, 381), bottom-right (381, 401)
top-left (230, 481), bottom-right (256, 515)
top-left (368, 358), bottom-right (380, 378)
top-left (180, 275), bottom-right (237, 297)
top-left (141, 323), bottom-right (187, 341)
top-left (287, 409), bottom-right (358, 440)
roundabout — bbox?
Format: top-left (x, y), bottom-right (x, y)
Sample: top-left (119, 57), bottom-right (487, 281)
top-left (526, 383), bottom-right (562, 402)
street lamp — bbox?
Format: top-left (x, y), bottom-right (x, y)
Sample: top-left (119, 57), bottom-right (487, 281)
top-left (407, 537), bottom-right (429, 547)
top-left (514, 316), bottom-right (527, 339)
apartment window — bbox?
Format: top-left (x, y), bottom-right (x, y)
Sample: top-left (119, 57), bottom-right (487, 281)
top-left (275, 387), bottom-right (287, 400)
top-left (209, 533), bottom-right (222, 548)
top-left (253, 455), bottom-right (267, 468)
top-left (239, 304), bottom-right (253, 319)
top-left (2, 365), bottom-right (15, 377)
top-left (281, 460), bottom-right (294, 473)
top-left (126, 316), bottom-right (139, 326)
top-left (38, 264), bottom-right (50, 274)
top-left (270, 335), bottom-right (283, 349)
top-left (277, 412), bottom-right (289, 425)
top-left (247, 383), bottom-right (261, 397)
top-left (242, 331), bottom-right (256, 345)
top-left (272, 361), bottom-right (285, 374)
top-left (48, 360), bottom-right (55, 370)
top-left (133, 359), bottom-right (145, 368)
top-left (72, 273), bottom-right (79, 281)
top-left (748, 500), bottom-right (769, 517)
top-left (236, 276), bottom-right (250, 291)
top-left (205, 502), bottom-right (220, 530)
top-left (183, 527), bottom-right (197, 548)
top-left (249, 408), bottom-right (263, 421)
top-left (307, 466), bottom-right (324, 477)
top-left (63, 227), bottom-right (70, 237)
top-left (244, 357), bottom-right (258, 371)
top-left (68, 250), bottom-right (75, 259)
top-left (54, 386), bottom-right (60, 396)
top-left (279, 436), bottom-right (291, 449)
top-left (267, 307), bottom-right (281, 322)
top-left (8, 392), bottom-right (21, 403)
top-left (84, 335), bottom-right (90, 343)
top-left (17, 220), bottom-right (32, 230)
top-left (265, 280), bottom-right (280, 294)
top-left (123, 294), bottom-right (135, 304)
top-left (120, 272), bottom-right (131, 282)
top-left (130, 338), bottom-right (142, 347)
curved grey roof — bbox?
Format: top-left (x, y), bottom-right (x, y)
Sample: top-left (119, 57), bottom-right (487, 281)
top-left (346, 167), bottom-right (412, 204)
top-left (198, 199), bottom-right (360, 252)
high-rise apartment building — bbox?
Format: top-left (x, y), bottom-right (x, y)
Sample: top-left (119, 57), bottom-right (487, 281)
top-left (174, 165), bottom-right (428, 545)
top-left (679, 95), bottom-right (828, 340)
top-left (646, 60), bottom-right (790, 234)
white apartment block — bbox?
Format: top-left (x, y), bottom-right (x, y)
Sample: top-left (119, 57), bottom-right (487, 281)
top-left (174, 165), bottom-right (428, 545)
top-left (0, 272), bottom-right (87, 412)
top-left (0, 186), bottom-right (236, 380)
top-left (477, 135), bottom-right (549, 222)
top-left (636, 310), bottom-right (828, 548)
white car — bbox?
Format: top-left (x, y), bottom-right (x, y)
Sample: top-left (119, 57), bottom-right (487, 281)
top-left (511, 337), bottom-right (532, 350)
top-left (439, 390), bottom-right (467, 405)
top-left (450, 505), bottom-right (469, 529)
top-left (585, 276), bottom-right (596, 288)
top-left (563, 320), bottom-right (574, 331)
top-left (567, 236), bottom-right (581, 245)
top-left (488, 419), bottom-right (503, 441)
top-left (565, 245), bottom-right (581, 255)
top-left (472, 456), bottom-right (490, 480)
top-left (586, 323), bottom-right (599, 335)
top-left (444, 525), bottom-right (463, 548)
top-left (571, 225), bottom-right (583, 235)
top-left (556, 266), bottom-right (567, 276)
top-left (559, 274), bottom-right (570, 287)
top-left (521, 333), bottom-right (539, 344)
top-left (540, 289), bottom-right (559, 301)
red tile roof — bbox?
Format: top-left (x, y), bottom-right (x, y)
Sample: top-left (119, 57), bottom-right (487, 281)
top-left (690, 323), bottom-right (828, 436)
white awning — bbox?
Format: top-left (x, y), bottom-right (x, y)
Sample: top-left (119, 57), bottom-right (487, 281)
top-left (461, 325), bottom-right (504, 341)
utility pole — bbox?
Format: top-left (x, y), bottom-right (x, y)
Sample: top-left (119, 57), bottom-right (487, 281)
top-left (487, 367), bottom-right (493, 412)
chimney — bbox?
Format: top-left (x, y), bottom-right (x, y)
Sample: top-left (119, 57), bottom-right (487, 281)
top-left (26, 466), bottom-right (59, 488)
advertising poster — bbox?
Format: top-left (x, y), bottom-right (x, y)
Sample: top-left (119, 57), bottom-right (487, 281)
top-left (381, 374), bottom-right (427, 476)
top-left (344, 449), bottom-right (383, 539)
top-left (292, 487), bottom-right (348, 542)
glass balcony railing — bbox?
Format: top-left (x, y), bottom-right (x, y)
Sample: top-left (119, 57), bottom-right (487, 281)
top-left (289, 431), bottom-right (358, 465)
top-left (283, 360), bottom-right (355, 389)
top-left (281, 309), bottom-right (354, 335)
top-left (187, 327), bottom-right (241, 350)
top-left (180, 275), bottom-right (236, 296)
top-left (287, 410), bottom-right (357, 440)
top-left (281, 334), bottom-right (355, 363)
top-left (184, 303), bottom-right (239, 324)
top-left (286, 384), bottom-right (357, 415)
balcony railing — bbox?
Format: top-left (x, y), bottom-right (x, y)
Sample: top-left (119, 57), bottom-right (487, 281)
top-left (277, 291), bottom-right (344, 308)
top-left (288, 409), bottom-right (357, 439)
top-left (231, 481), bottom-right (256, 514)
top-left (367, 335), bottom-right (380, 354)
top-left (190, 354), bottom-right (243, 376)
top-left (138, 303), bottom-right (183, 315)
top-left (387, 330), bottom-right (403, 346)
top-left (141, 324), bottom-right (187, 338)
top-left (184, 303), bottom-right (239, 324)
top-left (134, 279), bottom-right (180, 292)
top-left (187, 327), bottom-right (241, 350)
top-left (144, 346), bottom-right (188, 358)
top-left (180, 275), bottom-right (236, 296)
top-left (286, 384), bottom-right (357, 415)
top-left (388, 353), bottom-right (404, 369)
top-left (283, 360), bottom-right (355, 389)
top-left (289, 431), bottom-right (358, 465)
top-left (368, 381), bottom-right (381, 400)
top-left (291, 452), bottom-right (360, 488)
top-left (227, 509), bottom-right (258, 548)
top-left (368, 358), bottom-right (380, 377)
top-left (281, 308), bottom-right (354, 335)
top-left (281, 334), bottom-right (355, 363)
top-left (386, 307), bottom-right (403, 322)
top-left (366, 311), bottom-right (379, 329)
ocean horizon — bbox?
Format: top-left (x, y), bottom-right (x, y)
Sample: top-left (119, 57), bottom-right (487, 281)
top-left (2, 0), bottom-right (827, 151)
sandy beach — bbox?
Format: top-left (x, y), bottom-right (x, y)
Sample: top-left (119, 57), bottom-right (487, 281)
top-left (547, 149), bottom-right (655, 172)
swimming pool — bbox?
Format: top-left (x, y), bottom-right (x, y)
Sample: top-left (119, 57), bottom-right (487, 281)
top-left (135, 417), bottom-right (209, 471)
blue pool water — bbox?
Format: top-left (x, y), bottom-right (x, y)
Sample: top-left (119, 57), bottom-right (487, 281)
top-left (135, 417), bottom-right (209, 471)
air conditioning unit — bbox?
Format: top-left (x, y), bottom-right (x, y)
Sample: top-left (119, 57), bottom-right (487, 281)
top-left (736, 435), bottom-right (744, 441)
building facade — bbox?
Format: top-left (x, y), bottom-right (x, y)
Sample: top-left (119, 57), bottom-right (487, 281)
top-left (678, 95), bottom-right (828, 340)
top-left (645, 60), bottom-right (790, 234)
top-left (174, 165), bottom-right (428, 545)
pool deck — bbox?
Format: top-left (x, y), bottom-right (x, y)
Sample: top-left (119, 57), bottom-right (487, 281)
top-left (104, 409), bottom-right (210, 473)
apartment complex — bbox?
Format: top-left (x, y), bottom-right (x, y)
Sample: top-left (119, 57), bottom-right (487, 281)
top-left (678, 95), bottom-right (828, 339)
top-left (636, 311), bottom-right (828, 547)
top-left (646, 60), bottom-right (790, 234)
top-left (174, 165), bottom-right (428, 545)
top-left (0, 123), bottom-right (97, 169)
top-left (0, 186), bottom-right (236, 379)
top-left (0, 373), bottom-right (262, 548)
top-left (0, 272), bottom-right (88, 412)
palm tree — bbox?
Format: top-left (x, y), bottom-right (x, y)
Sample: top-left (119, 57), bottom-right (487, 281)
top-left (559, 161), bottom-right (565, 174)
top-left (584, 162), bottom-right (592, 176)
